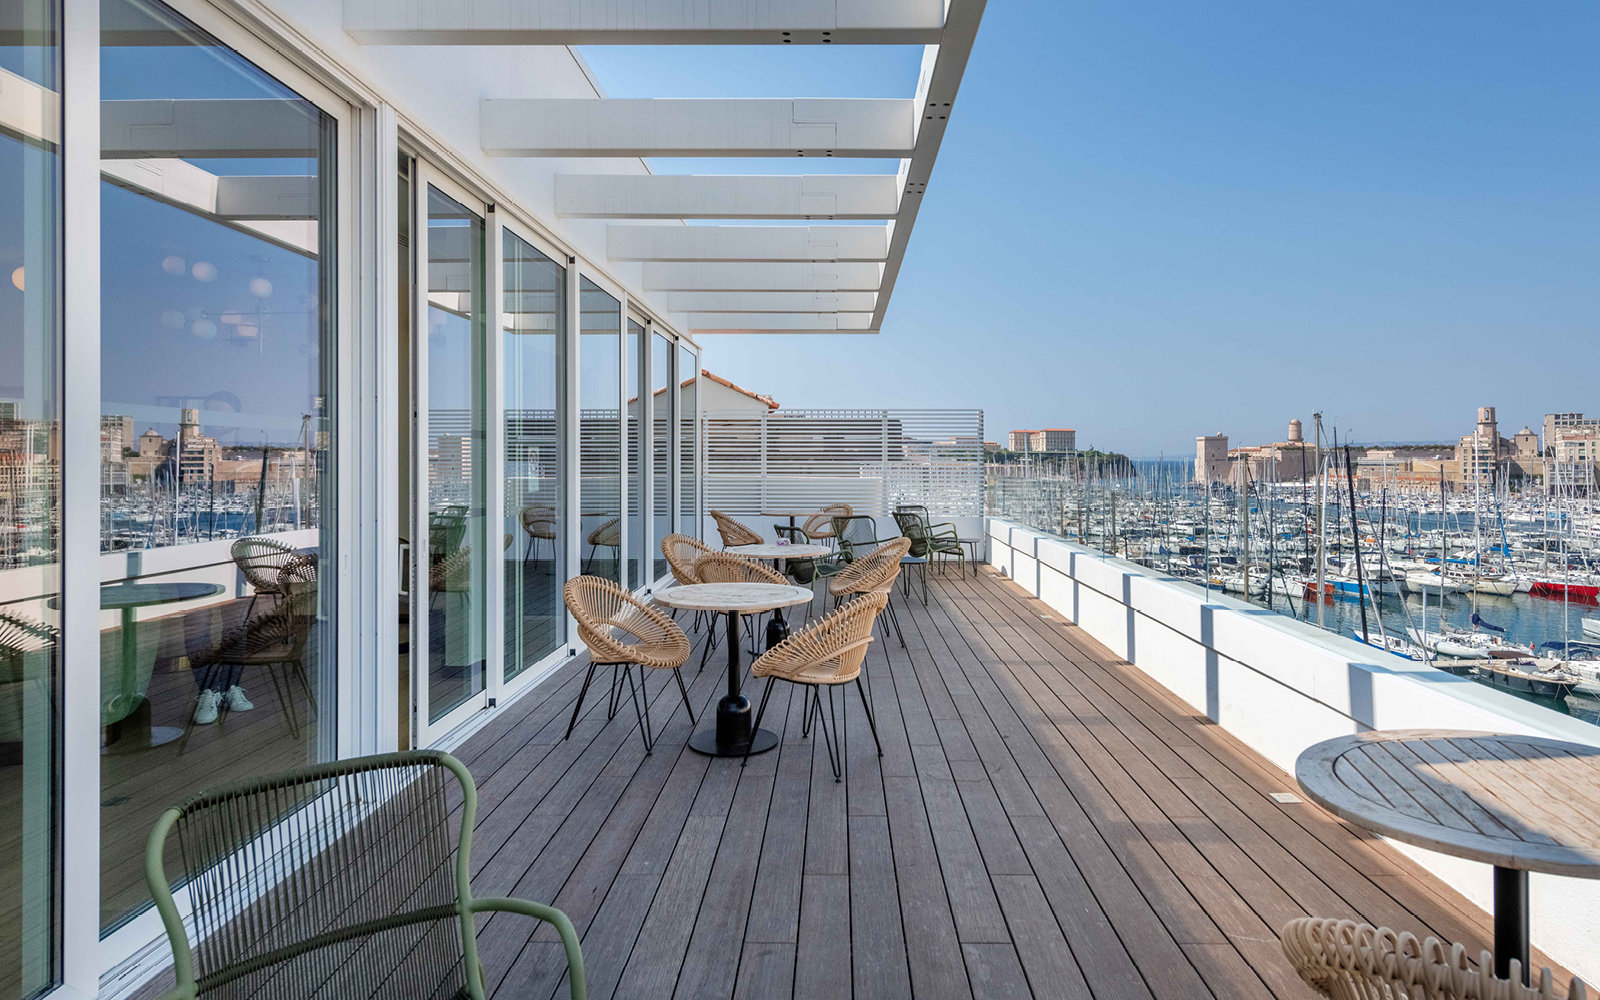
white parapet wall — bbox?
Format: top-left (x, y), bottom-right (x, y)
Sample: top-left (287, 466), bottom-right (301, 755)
top-left (986, 517), bottom-right (1600, 984)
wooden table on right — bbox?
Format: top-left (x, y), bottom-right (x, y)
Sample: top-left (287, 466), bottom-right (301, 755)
top-left (1296, 729), bottom-right (1600, 984)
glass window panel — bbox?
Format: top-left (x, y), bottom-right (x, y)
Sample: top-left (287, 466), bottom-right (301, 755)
top-left (578, 280), bottom-right (620, 583)
top-left (0, 0), bottom-right (61, 993)
top-left (502, 231), bottom-right (563, 680)
top-left (679, 348), bottom-right (698, 539)
top-left (652, 333), bottom-right (672, 581)
top-left (424, 186), bottom-right (486, 722)
top-left (625, 320), bottom-right (644, 588)
top-left (98, 0), bottom-right (336, 935)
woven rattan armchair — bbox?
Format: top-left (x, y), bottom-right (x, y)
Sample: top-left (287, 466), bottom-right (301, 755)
top-left (662, 533), bottom-right (713, 586)
top-left (521, 503), bottom-right (557, 564)
top-left (1280, 918), bottom-right (1588, 1000)
top-left (829, 537), bottom-right (912, 648)
top-left (144, 750), bottom-right (585, 1000)
top-left (584, 517), bottom-right (621, 574)
top-left (182, 557), bottom-right (320, 753)
top-left (230, 536), bottom-right (300, 616)
top-left (802, 503), bottom-right (852, 544)
top-left (693, 551), bottom-right (786, 586)
top-left (563, 576), bottom-right (693, 754)
top-left (744, 591), bottom-right (888, 780)
top-left (710, 509), bottom-right (763, 547)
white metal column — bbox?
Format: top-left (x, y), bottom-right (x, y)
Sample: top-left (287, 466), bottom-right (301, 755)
top-left (61, 0), bottom-right (101, 993)
top-left (561, 259), bottom-right (581, 652)
top-left (639, 319), bottom-right (655, 592)
top-left (484, 204), bottom-right (506, 702)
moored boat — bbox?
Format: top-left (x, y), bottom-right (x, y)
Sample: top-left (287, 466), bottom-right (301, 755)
top-left (1473, 658), bottom-right (1579, 699)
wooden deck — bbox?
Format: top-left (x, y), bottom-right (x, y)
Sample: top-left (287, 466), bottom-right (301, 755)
top-left (446, 566), bottom-right (1570, 999)
top-left (127, 565), bottom-right (1575, 999)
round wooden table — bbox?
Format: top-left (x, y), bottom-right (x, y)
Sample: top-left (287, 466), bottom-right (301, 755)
top-left (655, 583), bottom-right (814, 758)
top-left (1296, 729), bottom-right (1600, 984)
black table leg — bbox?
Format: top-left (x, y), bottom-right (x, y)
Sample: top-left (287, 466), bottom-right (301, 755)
top-left (1493, 866), bottom-right (1529, 985)
top-left (689, 609), bottom-right (778, 757)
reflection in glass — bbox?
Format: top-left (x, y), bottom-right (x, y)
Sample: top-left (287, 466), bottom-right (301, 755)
top-left (626, 320), bottom-right (644, 588)
top-left (579, 280), bottom-right (620, 583)
top-left (425, 187), bottom-right (486, 722)
top-left (98, 0), bottom-right (335, 934)
top-left (679, 348), bottom-right (699, 539)
top-left (502, 231), bottom-right (563, 680)
top-left (0, 0), bottom-right (61, 992)
top-left (652, 333), bottom-right (672, 581)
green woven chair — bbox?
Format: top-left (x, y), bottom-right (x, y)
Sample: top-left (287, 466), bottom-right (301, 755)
top-left (144, 750), bottom-right (586, 999)
top-left (892, 509), bottom-right (966, 576)
top-left (831, 514), bottom-right (892, 564)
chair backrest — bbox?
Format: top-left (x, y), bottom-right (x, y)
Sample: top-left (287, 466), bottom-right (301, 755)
top-left (891, 511), bottom-right (932, 558)
top-left (564, 574), bottom-right (685, 665)
top-left (710, 510), bottom-right (763, 547)
top-left (773, 526), bottom-right (819, 584)
top-left (662, 533), bottom-right (713, 586)
top-left (146, 751), bottom-right (479, 999)
top-left (1280, 918), bottom-right (1588, 1000)
top-left (751, 590), bottom-right (887, 685)
top-left (802, 503), bottom-right (852, 538)
top-left (230, 536), bottom-right (299, 595)
top-left (586, 516), bottom-right (620, 547)
top-left (830, 537), bottom-right (913, 597)
top-left (521, 504), bottom-right (556, 539)
top-left (831, 514), bottom-right (883, 562)
top-left (693, 551), bottom-right (786, 586)
top-left (894, 504), bottom-right (930, 521)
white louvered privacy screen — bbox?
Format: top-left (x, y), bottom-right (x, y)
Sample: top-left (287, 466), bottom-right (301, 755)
top-left (702, 409), bottom-right (985, 522)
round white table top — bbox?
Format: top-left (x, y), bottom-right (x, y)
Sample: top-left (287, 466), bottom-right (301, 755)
top-left (727, 543), bottom-right (829, 560)
top-left (656, 582), bottom-right (815, 614)
top-left (1296, 729), bottom-right (1600, 878)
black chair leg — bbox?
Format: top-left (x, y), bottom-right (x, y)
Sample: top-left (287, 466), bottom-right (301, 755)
top-left (564, 661), bottom-right (599, 740)
top-left (741, 677), bottom-right (777, 769)
top-left (621, 664), bottom-right (653, 755)
top-left (884, 599), bottom-right (906, 648)
top-left (856, 677), bottom-right (883, 757)
top-left (607, 664), bottom-right (623, 720)
top-left (813, 685), bottom-right (842, 782)
top-left (673, 667), bottom-right (696, 725)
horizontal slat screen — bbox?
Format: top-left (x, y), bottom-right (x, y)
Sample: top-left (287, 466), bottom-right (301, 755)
top-left (704, 408), bottom-right (984, 519)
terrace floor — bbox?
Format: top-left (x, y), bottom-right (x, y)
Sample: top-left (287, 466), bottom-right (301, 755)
top-left (130, 564), bottom-right (1575, 999)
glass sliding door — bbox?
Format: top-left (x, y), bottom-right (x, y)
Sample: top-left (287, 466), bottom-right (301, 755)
top-left (679, 348), bottom-right (699, 539)
top-left (501, 229), bottom-right (564, 681)
top-left (419, 181), bottom-right (486, 732)
top-left (97, 0), bottom-right (338, 934)
top-left (652, 333), bottom-right (672, 581)
top-left (0, 0), bottom-right (61, 992)
top-left (625, 320), bottom-right (644, 588)
top-left (578, 279), bottom-right (620, 584)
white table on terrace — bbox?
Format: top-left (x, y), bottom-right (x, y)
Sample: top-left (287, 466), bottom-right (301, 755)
top-left (1296, 729), bottom-right (1600, 984)
top-left (655, 582), bottom-right (814, 759)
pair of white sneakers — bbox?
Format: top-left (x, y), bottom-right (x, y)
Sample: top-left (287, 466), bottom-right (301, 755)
top-left (192, 686), bottom-right (254, 725)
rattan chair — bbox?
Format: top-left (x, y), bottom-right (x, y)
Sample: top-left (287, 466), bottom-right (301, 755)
top-left (229, 535), bottom-right (300, 617)
top-left (563, 576), bottom-right (693, 754)
top-left (829, 537), bottom-right (913, 648)
top-left (1280, 918), bottom-right (1587, 1000)
top-left (182, 557), bottom-right (320, 754)
top-left (1, 611), bottom-right (57, 742)
top-left (521, 503), bottom-right (557, 564)
top-left (693, 551), bottom-right (786, 586)
top-left (710, 509), bottom-right (763, 547)
top-left (143, 750), bottom-right (585, 1000)
top-left (584, 517), bottom-right (621, 574)
top-left (802, 503), bottom-right (852, 545)
top-left (744, 591), bottom-right (888, 780)
top-left (662, 533), bottom-right (716, 634)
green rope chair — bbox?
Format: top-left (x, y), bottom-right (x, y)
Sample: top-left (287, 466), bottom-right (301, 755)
top-left (892, 509), bottom-right (966, 576)
top-left (830, 514), bottom-right (892, 564)
top-left (144, 750), bottom-right (586, 1000)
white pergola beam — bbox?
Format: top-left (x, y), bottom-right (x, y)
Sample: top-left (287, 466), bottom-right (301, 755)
top-left (642, 262), bottom-right (883, 292)
top-left (102, 99), bottom-right (319, 158)
top-left (481, 98), bottom-right (915, 157)
top-left (660, 291), bottom-right (877, 313)
top-left (343, 0), bottom-right (944, 45)
top-left (607, 224), bottom-right (889, 263)
top-left (556, 173), bottom-right (900, 220)
top-left (688, 312), bottom-right (874, 333)
top-left (0, 64), bottom-right (58, 145)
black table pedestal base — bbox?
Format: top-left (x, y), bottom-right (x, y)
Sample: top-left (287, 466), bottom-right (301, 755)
top-left (1493, 866), bottom-right (1529, 985)
top-left (689, 726), bottom-right (778, 758)
top-left (689, 608), bottom-right (782, 757)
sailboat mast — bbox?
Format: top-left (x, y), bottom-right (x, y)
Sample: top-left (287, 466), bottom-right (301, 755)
top-left (1314, 412), bottom-right (1326, 627)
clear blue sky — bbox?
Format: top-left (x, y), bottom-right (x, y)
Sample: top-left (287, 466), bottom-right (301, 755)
top-left (581, 1), bottom-right (1598, 457)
